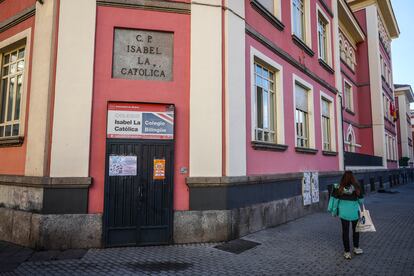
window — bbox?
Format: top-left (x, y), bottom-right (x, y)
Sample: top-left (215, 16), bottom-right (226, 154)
top-left (254, 61), bottom-right (276, 143)
top-left (257, 0), bottom-right (281, 19)
top-left (0, 46), bottom-right (25, 138)
top-left (344, 81), bottom-right (352, 111)
top-left (380, 55), bottom-right (383, 76)
top-left (385, 133), bottom-right (389, 159)
top-left (292, 0), bottom-right (305, 41)
top-left (295, 83), bottom-right (309, 147)
top-left (393, 137), bottom-right (396, 160)
top-left (321, 98), bottom-right (331, 151)
top-left (251, 47), bottom-right (285, 146)
top-left (317, 14), bottom-right (328, 62)
top-left (388, 69), bottom-right (392, 87)
top-left (347, 132), bottom-right (355, 152)
top-left (383, 94), bottom-right (388, 119)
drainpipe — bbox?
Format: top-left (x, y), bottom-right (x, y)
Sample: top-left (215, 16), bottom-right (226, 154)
top-left (340, 95), bottom-right (346, 170)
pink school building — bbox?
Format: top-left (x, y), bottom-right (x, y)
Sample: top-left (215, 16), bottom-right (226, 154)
top-left (0, 0), bottom-right (412, 249)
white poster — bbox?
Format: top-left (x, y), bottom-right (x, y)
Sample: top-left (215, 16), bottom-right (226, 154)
top-left (302, 172), bottom-right (312, 206)
top-left (109, 155), bottom-right (137, 176)
top-left (311, 172), bottom-right (319, 203)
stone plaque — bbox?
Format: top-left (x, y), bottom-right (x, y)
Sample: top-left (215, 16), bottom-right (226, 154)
top-left (113, 28), bottom-right (173, 81)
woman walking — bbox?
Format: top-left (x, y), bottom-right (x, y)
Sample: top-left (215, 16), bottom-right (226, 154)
top-left (328, 171), bottom-right (364, 260)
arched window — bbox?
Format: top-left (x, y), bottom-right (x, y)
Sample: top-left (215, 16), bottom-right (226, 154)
top-left (347, 133), bottom-right (355, 152)
top-left (346, 126), bottom-right (356, 152)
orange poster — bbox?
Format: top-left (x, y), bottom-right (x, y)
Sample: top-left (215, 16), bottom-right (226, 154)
top-left (153, 159), bottom-right (166, 180)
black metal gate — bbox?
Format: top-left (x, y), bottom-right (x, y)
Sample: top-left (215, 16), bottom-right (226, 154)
top-left (103, 139), bottom-right (174, 247)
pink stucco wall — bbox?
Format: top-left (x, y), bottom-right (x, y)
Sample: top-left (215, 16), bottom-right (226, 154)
top-left (0, 5), bottom-right (35, 175)
top-left (89, 6), bottom-right (190, 213)
top-left (244, 0), bottom-right (339, 174)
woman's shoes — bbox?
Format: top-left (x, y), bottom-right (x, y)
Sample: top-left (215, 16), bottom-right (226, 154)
top-left (344, 248), bottom-right (363, 260)
top-left (344, 252), bottom-right (352, 259)
top-left (353, 247), bottom-right (363, 255)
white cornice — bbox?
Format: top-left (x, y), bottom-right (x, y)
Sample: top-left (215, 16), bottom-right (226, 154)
top-left (347, 0), bottom-right (399, 38)
top-left (338, 0), bottom-right (365, 43)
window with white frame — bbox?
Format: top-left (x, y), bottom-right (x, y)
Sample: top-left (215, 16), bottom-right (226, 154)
top-left (393, 137), bottom-right (397, 160)
top-left (317, 13), bottom-right (328, 63)
top-left (321, 98), bottom-right (331, 151)
top-left (346, 132), bottom-right (355, 152)
top-left (344, 81), bottom-right (353, 111)
top-left (0, 46), bottom-right (25, 138)
top-left (254, 60), bottom-right (277, 143)
top-left (385, 133), bottom-right (388, 159)
top-left (386, 134), bottom-right (393, 160)
top-left (383, 94), bottom-right (388, 119)
top-left (388, 69), bottom-right (392, 87)
top-left (258, 0), bottom-right (281, 19)
top-left (295, 83), bottom-right (310, 148)
top-left (292, 0), bottom-right (306, 41)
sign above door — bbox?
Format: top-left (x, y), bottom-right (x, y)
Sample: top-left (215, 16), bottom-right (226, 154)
top-left (112, 28), bottom-right (173, 81)
top-left (107, 102), bottom-right (174, 140)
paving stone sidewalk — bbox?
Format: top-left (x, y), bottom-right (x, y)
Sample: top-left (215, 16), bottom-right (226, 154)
top-left (1, 183), bottom-right (414, 275)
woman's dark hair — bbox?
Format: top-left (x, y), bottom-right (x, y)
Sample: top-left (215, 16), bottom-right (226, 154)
top-left (339, 170), bottom-right (360, 196)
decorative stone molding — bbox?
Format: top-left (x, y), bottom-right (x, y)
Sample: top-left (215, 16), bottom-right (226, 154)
top-left (377, 13), bottom-right (391, 55)
top-left (338, 30), bottom-right (356, 71)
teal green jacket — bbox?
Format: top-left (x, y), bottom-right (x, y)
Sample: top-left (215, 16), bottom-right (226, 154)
top-left (327, 183), bottom-right (364, 221)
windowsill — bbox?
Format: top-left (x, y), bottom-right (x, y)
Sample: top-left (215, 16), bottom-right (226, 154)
top-left (292, 34), bottom-right (314, 57)
top-left (250, 0), bottom-right (285, 31)
top-left (251, 141), bottom-right (288, 152)
top-left (345, 108), bottom-right (355, 115)
top-left (0, 136), bottom-right (24, 147)
top-left (295, 147), bottom-right (318, 154)
top-left (318, 58), bottom-right (334, 74)
top-left (322, 150), bottom-right (338, 156)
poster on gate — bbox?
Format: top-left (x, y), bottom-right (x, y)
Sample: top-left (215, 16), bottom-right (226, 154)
top-left (107, 102), bottom-right (174, 139)
top-left (109, 155), bottom-right (137, 176)
top-left (153, 159), bottom-right (166, 180)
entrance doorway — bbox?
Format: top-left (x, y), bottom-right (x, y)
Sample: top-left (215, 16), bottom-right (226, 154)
top-left (103, 103), bottom-right (174, 247)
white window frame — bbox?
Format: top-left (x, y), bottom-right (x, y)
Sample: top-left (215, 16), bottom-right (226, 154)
top-left (344, 79), bottom-right (353, 111)
top-left (0, 29), bottom-right (31, 139)
top-left (344, 124), bottom-right (360, 152)
top-left (383, 94), bottom-right (388, 119)
top-left (293, 74), bottom-right (314, 149)
top-left (316, 5), bottom-right (332, 66)
top-left (257, 0), bottom-right (282, 20)
top-left (291, 0), bottom-right (312, 47)
top-left (320, 92), bottom-right (336, 152)
top-left (393, 137), bottom-right (397, 161)
top-left (385, 133), bottom-right (389, 159)
top-left (250, 47), bottom-right (285, 144)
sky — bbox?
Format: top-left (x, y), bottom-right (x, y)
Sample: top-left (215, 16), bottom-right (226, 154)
top-left (391, 0), bottom-right (414, 89)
